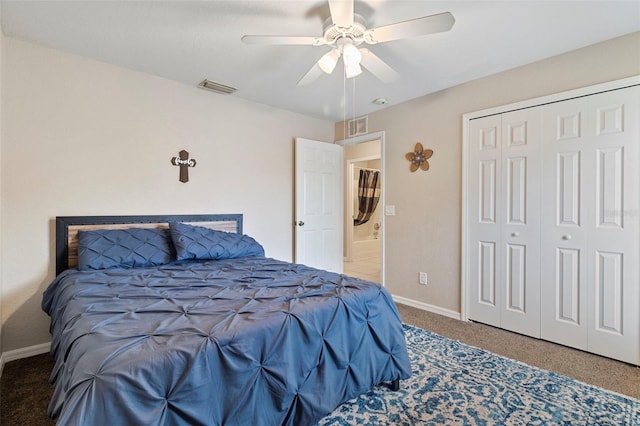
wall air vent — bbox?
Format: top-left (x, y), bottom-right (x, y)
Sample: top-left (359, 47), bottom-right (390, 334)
top-left (348, 115), bottom-right (368, 137)
top-left (198, 79), bottom-right (237, 95)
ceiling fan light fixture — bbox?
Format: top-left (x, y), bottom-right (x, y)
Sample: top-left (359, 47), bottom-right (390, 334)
top-left (345, 62), bottom-right (362, 78)
top-left (318, 49), bottom-right (340, 74)
top-left (244, 4), bottom-right (455, 87)
top-left (341, 42), bottom-right (362, 68)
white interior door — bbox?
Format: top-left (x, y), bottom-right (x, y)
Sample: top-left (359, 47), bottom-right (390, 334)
top-left (540, 86), bottom-right (639, 364)
top-left (295, 137), bottom-right (343, 273)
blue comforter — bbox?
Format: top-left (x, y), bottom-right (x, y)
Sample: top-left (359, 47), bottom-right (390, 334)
top-left (42, 257), bottom-right (411, 425)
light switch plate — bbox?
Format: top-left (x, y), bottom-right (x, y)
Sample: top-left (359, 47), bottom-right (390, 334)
top-left (385, 205), bottom-right (396, 216)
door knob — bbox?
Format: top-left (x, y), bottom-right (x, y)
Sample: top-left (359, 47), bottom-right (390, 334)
top-left (562, 234), bottom-right (572, 240)
top-left (511, 232), bottom-right (519, 237)
top-left (298, 221), bottom-right (305, 226)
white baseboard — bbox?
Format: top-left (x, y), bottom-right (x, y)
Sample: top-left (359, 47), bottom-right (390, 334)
top-left (0, 342), bottom-right (51, 378)
top-left (392, 295), bottom-right (462, 321)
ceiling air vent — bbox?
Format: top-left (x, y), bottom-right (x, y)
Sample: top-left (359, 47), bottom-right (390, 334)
top-left (198, 79), bottom-right (237, 95)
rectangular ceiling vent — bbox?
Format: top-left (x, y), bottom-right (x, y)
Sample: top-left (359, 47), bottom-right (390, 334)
top-left (348, 115), bottom-right (368, 137)
top-left (198, 79), bottom-right (237, 95)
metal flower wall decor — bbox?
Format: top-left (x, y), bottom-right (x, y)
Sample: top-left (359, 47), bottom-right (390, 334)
top-left (405, 142), bottom-right (433, 172)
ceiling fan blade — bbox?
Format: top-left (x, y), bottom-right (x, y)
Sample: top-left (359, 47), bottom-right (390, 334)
top-left (297, 63), bottom-right (325, 86)
top-left (328, 0), bottom-right (354, 28)
top-left (241, 35), bottom-right (325, 46)
top-left (359, 49), bottom-right (399, 83)
top-left (364, 12), bottom-right (455, 44)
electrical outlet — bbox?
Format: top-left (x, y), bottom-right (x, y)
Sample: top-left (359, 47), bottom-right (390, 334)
top-left (419, 272), bottom-right (428, 285)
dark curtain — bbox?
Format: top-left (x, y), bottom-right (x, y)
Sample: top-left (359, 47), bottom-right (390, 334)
top-left (354, 169), bottom-right (381, 226)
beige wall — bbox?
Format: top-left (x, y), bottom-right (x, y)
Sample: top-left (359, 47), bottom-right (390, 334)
top-left (2, 31), bottom-right (638, 354)
top-left (1, 38), bottom-right (334, 352)
top-left (338, 32), bottom-right (640, 314)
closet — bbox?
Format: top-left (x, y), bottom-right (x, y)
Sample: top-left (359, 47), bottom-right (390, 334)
top-left (464, 78), bottom-right (639, 365)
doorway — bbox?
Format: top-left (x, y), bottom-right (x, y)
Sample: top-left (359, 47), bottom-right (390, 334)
top-left (338, 132), bottom-right (384, 284)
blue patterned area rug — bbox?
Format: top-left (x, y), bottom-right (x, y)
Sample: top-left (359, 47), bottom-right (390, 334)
top-left (318, 324), bottom-right (639, 425)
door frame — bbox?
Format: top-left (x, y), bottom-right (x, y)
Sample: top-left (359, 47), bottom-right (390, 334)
top-left (461, 76), bottom-right (640, 322)
top-left (336, 131), bottom-right (386, 286)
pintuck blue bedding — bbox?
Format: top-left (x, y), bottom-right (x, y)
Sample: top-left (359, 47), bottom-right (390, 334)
top-left (42, 257), bottom-right (411, 425)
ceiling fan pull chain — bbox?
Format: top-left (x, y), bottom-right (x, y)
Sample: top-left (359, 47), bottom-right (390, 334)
top-left (343, 66), bottom-right (347, 140)
top-left (352, 77), bottom-right (356, 123)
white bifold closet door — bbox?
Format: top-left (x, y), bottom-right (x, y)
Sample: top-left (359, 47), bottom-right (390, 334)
top-left (467, 84), bottom-right (639, 365)
top-left (467, 108), bottom-right (542, 338)
top-left (540, 87), bottom-right (639, 364)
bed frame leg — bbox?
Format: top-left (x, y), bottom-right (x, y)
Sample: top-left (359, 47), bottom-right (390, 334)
top-left (381, 378), bottom-right (400, 391)
top-left (390, 378), bottom-right (400, 391)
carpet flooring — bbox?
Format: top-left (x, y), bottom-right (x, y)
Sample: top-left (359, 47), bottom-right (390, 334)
top-left (1, 303), bottom-right (638, 425)
top-left (398, 304), bottom-right (640, 400)
top-left (319, 323), bottom-right (639, 424)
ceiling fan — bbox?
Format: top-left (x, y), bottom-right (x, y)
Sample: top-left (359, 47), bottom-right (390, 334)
top-left (241, 0), bottom-right (455, 86)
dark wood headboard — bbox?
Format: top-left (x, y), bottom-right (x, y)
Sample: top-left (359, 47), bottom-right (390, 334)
top-left (55, 214), bottom-right (243, 275)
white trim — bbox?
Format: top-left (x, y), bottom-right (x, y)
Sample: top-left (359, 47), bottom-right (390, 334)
top-left (461, 110), bottom-right (470, 322)
top-left (460, 76), bottom-right (640, 322)
top-left (2, 342), bottom-right (50, 364)
top-left (392, 294), bottom-right (461, 320)
top-left (337, 130), bottom-right (385, 147)
top-left (1, 342), bottom-right (51, 378)
top-left (463, 75), bottom-right (640, 121)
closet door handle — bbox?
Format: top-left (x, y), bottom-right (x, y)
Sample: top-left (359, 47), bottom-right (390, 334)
top-left (298, 221), bottom-right (305, 227)
top-left (511, 232), bottom-right (519, 237)
top-left (562, 234), bottom-right (572, 240)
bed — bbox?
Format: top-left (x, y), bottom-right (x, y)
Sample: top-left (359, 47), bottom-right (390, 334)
top-left (43, 214), bottom-right (411, 425)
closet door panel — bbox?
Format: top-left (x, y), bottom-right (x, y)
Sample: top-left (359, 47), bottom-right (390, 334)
top-left (595, 147), bottom-right (623, 229)
top-left (541, 99), bottom-right (589, 349)
top-left (505, 243), bottom-right (526, 311)
top-left (594, 251), bottom-right (623, 334)
top-left (541, 86), bottom-right (639, 364)
top-left (557, 151), bottom-right (581, 226)
top-left (468, 115), bottom-right (502, 327)
top-left (556, 248), bottom-right (581, 325)
top-left (479, 160), bottom-right (498, 223)
top-left (500, 109), bottom-right (541, 338)
top-left (584, 87), bottom-right (639, 364)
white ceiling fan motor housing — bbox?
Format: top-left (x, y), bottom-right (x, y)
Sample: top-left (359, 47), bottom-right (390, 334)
top-left (322, 13), bottom-right (367, 46)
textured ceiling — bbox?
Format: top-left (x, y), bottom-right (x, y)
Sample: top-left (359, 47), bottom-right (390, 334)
top-left (2, 1), bottom-right (638, 121)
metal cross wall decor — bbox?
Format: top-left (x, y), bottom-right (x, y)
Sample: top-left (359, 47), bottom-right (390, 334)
top-left (171, 150), bottom-right (197, 183)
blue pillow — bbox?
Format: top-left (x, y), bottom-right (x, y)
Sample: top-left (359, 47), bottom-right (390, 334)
top-left (169, 222), bottom-right (265, 261)
top-left (77, 227), bottom-right (175, 270)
